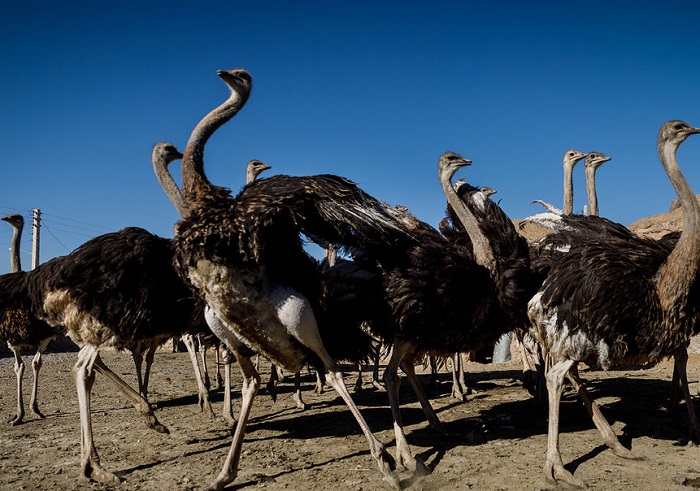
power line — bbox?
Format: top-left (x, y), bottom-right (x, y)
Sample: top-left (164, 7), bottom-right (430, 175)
top-left (41, 212), bottom-right (112, 232)
top-left (41, 223), bottom-right (73, 254)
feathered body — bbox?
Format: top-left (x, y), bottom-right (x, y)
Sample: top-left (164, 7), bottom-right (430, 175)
top-left (25, 227), bottom-right (202, 349)
top-left (0, 214), bottom-right (66, 425)
top-left (527, 120), bottom-right (700, 487)
top-left (531, 236), bottom-right (692, 369)
top-left (175, 174), bottom-right (410, 370)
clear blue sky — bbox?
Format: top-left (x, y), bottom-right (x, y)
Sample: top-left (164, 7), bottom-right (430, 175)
top-left (2, 1), bottom-right (700, 274)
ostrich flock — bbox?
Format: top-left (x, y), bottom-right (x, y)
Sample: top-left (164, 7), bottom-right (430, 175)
top-left (2, 67), bottom-right (700, 490)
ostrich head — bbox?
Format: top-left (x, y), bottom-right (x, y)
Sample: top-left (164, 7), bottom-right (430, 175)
top-left (584, 152), bottom-right (611, 171)
top-left (480, 186), bottom-right (497, 197)
top-left (659, 120), bottom-right (700, 151)
top-left (438, 151), bottom-right (472, 184)
top-left (563, 149), bottom-right (587, 169)
top-left (217, 69), bottom-right (252, 96)
top-left (246, 160), bottom-right (272, 184)
top-left (1, 214), bottom-right (24, 229)
top-left (152, 142), bottom-right (184, 168)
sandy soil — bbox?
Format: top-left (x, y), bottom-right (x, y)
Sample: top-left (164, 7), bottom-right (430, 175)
top-left (2, 348), bottom-right (700, 491)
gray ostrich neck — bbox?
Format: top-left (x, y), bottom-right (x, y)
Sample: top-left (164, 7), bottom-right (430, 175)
top-left (656, 140), bottom-right (700, 309)
top-left (8, 223), bottom-right (22, 272)
top-left (563, 161), bottom-right (575, 215)
top-left (181, 90), bottom-right (249, 201)
top-left (585, 165), bottom-right (599, 216)
top-left (440, 174), bottom-right (496, 272)
top-left (245, 167), bottom-right (259, 185)
top-left (153, 156), bottom-right (188, 218)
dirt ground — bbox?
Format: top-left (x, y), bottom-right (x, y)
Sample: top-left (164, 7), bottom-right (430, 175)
top-left (2, 346), bottom-right (700, 491)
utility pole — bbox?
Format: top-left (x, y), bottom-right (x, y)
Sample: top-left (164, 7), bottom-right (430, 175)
top-left (31, 208), bottom-right (40, 270)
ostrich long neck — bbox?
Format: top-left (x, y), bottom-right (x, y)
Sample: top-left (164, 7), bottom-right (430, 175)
top-left (8, 222), bottom-right (22, 273)
top-left (440, 174), bottom-right (496, 272)
top-left (585, 165), bottom-right (599, 216)
top-left (181, 85), bottom-right (249, 201)
top-left (563, 160), bottom-right (575, 215)
top-left (153, 155), bottom-right (188, 217)
top-left (655, 138), bottom-right (700, 310)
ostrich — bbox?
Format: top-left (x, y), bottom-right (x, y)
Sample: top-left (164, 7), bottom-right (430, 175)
top-left (519, 150), bottom-right (587, 385)
top-left (151, 141), bottom-right (222, 417)
top-left (523, 149), bottom-right (699, 437)
top-left (320, 151), bottom-right (533, 471)
top-left (563, 149), bottom-right (588, 215)
top-left (584, 151), bottom-right (611, 217)
top-left (0, 214), bottom-right (65, 425)
top-left (172, 68), bottom-right (407, 490)
top-left (527, 120), bottom-right (700, 487)
top-left (439, 184), bottom-right (499, 401)
top-left (13, 224), bottom-right (216, 483)
top-left (152, 142), bottom-right (272, 424)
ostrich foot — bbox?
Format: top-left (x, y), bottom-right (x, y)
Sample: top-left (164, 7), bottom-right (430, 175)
top-left (204, 471), bottom-right (236, 491)
top-left (545, 463), bottom-right (587, 489)
top-left (372, 380), bottom-right (385, 391)
top-left (223, 417), bottom-right (237, 431)
top-left (145, 415), bottom-right (170, 434)
top-left (199, 398), bottom-right (215, 420)
top-left (374, 448), bottom-right (400, 490)
top-left (30, 404), bottom-right (45, 419)
top-left (451, 386), bottom-right (466, 401)
top-left (610, 445), bottom-right (644, 461)
top-left (82, 463), bottom-right (121, 484)
top-left (292, 393), bottom-right (308, 410)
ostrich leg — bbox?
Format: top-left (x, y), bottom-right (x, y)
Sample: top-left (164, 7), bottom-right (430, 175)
top-left (204, 352), bottom-right (260, 491)
top-left (181, 333), bottom-right (215, 417)
top-left (354, 362), bottom-right (365, 392)
top-left (140, 343), bottom-right (158, 399)
top-left (198, 335), bottom-right (212, 390)
top-left (292, 372), bottom-right (308, 410)
top-left (75, 346), bottom-right (120, 484)
top-left (451, 353), bottom-right (467, 401)
top-left (383, 339), bottom-right (426, 471)
top-left (214, 345), bottom-right (224, 389)
top-left (400, 359), bottom-right (442, 431)
top-left (671, 348), bottom-right (700, 442)
top-left (29, 348), bottom-right (46, 418)
top-left (131, 345), bottom-right (145, 395)
top-left (322, 361), bottom-right (398, 487)
top-left (544, 359), bottom-right (583, 488)
top-left (221, 348), bottom-right (237, 428)
top-left (91, 354), bottom-right (169, 434)
top-left (9, 347), bottom-right (25, 425)
top-left (566, 365), bottom-right (643, 460)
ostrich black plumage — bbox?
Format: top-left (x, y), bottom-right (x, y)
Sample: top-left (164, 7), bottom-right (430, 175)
top-left (527, 120), bottom-right (700, 488)
top-left (318, 151), bottom-right (534, 473)
top-left (9, 143), bottom-right (208, 484)
top-left (15, 225), bottom-right (212, 483)
top-left (172, 69), bottom-right (406, 490)
top-left (0, 214), bottom-right (65, 425)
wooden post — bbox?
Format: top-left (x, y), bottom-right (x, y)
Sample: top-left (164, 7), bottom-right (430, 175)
top-left (31, 208), bottom-right (40, 270)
